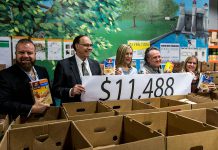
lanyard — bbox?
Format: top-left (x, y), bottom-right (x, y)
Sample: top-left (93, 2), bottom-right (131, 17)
top-left (25, 67), bottom-right (39, 81)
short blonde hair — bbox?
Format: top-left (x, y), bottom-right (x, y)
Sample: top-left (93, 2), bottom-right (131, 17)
top-left (115, 44), bottom-right (133, 68)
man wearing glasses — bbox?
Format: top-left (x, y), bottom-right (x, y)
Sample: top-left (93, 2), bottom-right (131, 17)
top-left (52, 35), bottom-right (101, 103)
top-left (0, 39), bottom-right (52, 119)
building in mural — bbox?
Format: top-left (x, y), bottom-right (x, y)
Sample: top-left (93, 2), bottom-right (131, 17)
top-left (176, 0), bottom-right (208, 35)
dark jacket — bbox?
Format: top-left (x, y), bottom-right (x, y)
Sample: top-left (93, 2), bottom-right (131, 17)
top-left (0, 64), bottom-right (53, 119)
top-left (52, 55), bottom-right (101, 103)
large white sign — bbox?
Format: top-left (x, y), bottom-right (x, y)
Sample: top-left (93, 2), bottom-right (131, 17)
top-left (81, 73), bottom-right (194, 101)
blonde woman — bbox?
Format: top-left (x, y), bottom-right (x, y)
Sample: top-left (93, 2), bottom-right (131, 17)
top-left (115, 44), bottom-right (138, 75)
top-left (182, 56), bottom-right (200, 93)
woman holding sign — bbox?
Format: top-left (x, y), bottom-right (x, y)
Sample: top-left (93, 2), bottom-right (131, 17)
top-left (115, 44), bottom-right (138, 75)
top-left (182, 56), bottom-right (200, 93)
top-left (183, 56), bottom-right (216, 93)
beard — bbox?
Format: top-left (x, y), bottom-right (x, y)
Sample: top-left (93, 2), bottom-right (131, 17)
top-left (16, 58), bottom-right (35, 72)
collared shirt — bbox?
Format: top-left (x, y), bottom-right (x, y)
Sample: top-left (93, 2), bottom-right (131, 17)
top-left (23, 66), bottom-right (39, 81)
top-left (22, 66), bottom-right (39, 117)
top-left (139, 63), bottom-right (163, 74)
top-left (119, 66), bottom-right (138, 75)
top-left (75, 54), bottom-right (92, 77)
top-left (69, 54), bottom-right (92, 97)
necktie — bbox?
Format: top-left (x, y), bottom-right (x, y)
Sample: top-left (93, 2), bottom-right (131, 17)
top-left (81, 61), bottom-right (89, 76)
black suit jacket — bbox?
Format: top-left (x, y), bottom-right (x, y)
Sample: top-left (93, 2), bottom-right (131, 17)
top-left (52, 55), bottom-right (101, 103)
top-left (0, 64), bottom-right (53, 119)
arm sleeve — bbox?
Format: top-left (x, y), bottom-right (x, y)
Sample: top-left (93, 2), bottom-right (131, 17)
top-left (0, 74), bottom-right (32, 117)
top-left (52, 61), bottom-right (71, 102)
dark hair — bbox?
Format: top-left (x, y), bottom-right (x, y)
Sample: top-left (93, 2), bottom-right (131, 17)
top-left (16, 38), bottom-right (35, 50)
top-left (144, 46), bottom-right (159, 63)
top-left (72, 35), bottom-right (87, 51)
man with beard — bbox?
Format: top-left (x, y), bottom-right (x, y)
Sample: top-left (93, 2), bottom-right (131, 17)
top-left (0, 39), bottom-right (52, 119)
top-left (52, 35), bottom-right (101, 103)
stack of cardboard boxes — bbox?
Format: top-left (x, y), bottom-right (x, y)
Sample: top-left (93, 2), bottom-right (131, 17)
top-left (2, 94), bottom-right (218, 149)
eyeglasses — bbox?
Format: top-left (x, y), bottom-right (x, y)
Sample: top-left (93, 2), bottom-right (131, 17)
top-left (16, 51), bottom-right (35, 55)
top-left (79, 43), bottom-right (93, 47)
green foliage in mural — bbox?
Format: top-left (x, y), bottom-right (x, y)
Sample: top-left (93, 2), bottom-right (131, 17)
top-left (0, 0), bottom-right (44, 36)
top-left (159, 0), bottom-right (179, 18)
top-left (0, 0), bottom-right (122, 60)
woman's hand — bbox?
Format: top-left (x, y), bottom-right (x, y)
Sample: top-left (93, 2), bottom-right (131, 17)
top-left (115, 68), bottom-right (122, 75)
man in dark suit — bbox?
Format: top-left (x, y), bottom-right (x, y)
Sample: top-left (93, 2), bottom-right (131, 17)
top-left (0, 39), bottom-right (53, 119)
top-left (52, 35), bottom-right (101, 103)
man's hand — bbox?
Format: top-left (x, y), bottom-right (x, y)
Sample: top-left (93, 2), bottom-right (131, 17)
top-left (71, 84), bottom-right (85, 97)
top-left (31, 101), bottom-right (49, 114)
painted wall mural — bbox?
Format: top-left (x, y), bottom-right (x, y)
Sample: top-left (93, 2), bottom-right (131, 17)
top-left (0, 0), bottom-right (209, 80)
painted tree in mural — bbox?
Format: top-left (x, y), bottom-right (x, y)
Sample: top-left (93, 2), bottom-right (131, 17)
top-left (142, 1), bottom-right (160, 23)
top-left (121, 0), bottom-right (178, 27)
top-left (159, 0), bottom-right (178, 18)
top-left (142, 0), bottom-right (178, 23)
top-left (0, 0), bottom-right (122, 59)
top-left (121, 0), bottom-right (144, 28)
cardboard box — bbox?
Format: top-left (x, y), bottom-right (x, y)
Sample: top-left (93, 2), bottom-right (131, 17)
top-left (189, 95), bottom-right (213, 103)
top-left (72, 115), bottom-right (165, 150)
top-left (209, 73), bottom-right (218, 84)
top-left (0, 64), bottom-right (6, 71)
top-left (100, 99), bottom-right (157, 115)
top-left (0, 129), bottom-right (7, 150)
top-left (0, 115), bottom-right (9, 137)
top-left (175, 108), bottom-right (218, 127)
top-left (163, 94), bottom-right (212, 103)
top-left (214, 63), bottom-right (218, 71)
top-left (11, 106), bottom-right (67, 129)
top-left (137, 97), bottom-right (191, 112)
top-left (192, 101), bottom-right (218, 109)
top-left (2, 121), bottom-right (91, 150)
top-left (1, 121), bottom-right (92, 150)
top-left (0, 115), bottom-right (9, 149)
top-left (62, 101), bottom-right (115, 121)
top-left (162, 94), bottom-right (218, 109)
top-left (71, 122), bottom-right (92, 150)
top-left (127, 111), bottom-right (218, 150)
top-left (211, 90), bottom-right (218, 100)
top-left (200, 62), bottom-right (214, 72)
